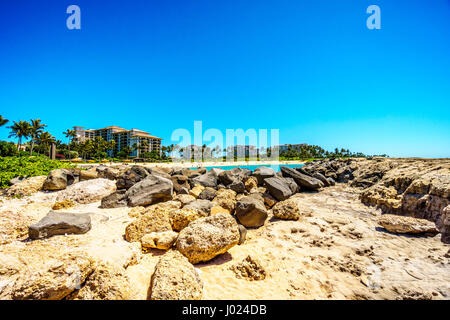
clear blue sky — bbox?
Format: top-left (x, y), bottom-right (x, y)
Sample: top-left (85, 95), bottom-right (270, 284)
top-left (0, 0), bottom-right (449, 157)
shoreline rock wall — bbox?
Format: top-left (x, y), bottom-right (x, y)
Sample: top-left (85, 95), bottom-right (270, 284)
top-left (302, 158), bottom-right (450, 241)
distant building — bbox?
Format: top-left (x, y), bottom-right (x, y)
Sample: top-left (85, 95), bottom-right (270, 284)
top-left (181, 145), bottom-right (200, 159)
top-left (72, 126), bottom-right (162, 157)
top-left (177, 145), bottom-right (224, 159)
top-left (227, 145), bottom-right (258, 158)
top-left (14, 143), bottom-right (26, 151)
top-left (277, 143), bottom-right (307, 153)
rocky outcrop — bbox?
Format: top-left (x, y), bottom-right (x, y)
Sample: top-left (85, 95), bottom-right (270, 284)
top-left (52, 199), bottom-right (76, 210)
top-left (79, 168), bottom-right (99, 181)
top-left (170, 208), bottom-right (207, 231)
top-left (125, 206), bottom-right (172, 242)
top-left (42, 168), bottom-right (80, 191)
top-left (149, 167), bottom-right (172, 179)
top-left (153, 166), bottom-right (174, 175)
top-left (0, 209), bottom-right (34, 244)
top-left (6, 175), bottom-right (46, 196)
top-left (96, 165), bottom-right (125, 180)
top-left (149, 250), bottom-right (203, 300)
top-left (280, 166), bottom-right (323, 191)
top-left (272, 198), bottom-right (301, 220)
top-left (28, 211), bottom-right (91, 239)
top-left (141, 231), bottom-right (178, 250)
top-left (1, 161), bottom-right (450, 300)
top-left (128, 201), bottom-right (181, 219)
top-left (171, 175), bottom-right (190, 194)
top-left (230, 255), bottom-right (266, 281)
top-left (285, 177), bottom-right (300, 194)
top-left (305, 158), bottom-right (450, 240)
top-left (244, 176), bottom-right (258, 192)
top-left (189, 184), bottom-right (205, 198)
top-left (211, 205), bottom-right (230, 215)
top-left (174, 194), bottom-right (196, 206)
top-left (238, 224), bottom-right (247, 245)
top-left (125, 175), bottom-right (173, 207)
top-left (378, 214), bottom-right (438, 234)
top-left (0, 245), bottom-right (94, 300)
top-left (228, 181), bottom-right (246, 193)
top-left (264, 176), bottom-right (295, 201)
top-left (312, 172), bottom-right (330, 187)
top-left (218, 167), bottom-right (251, 186)
top-left (253, 166), bottom-right (276, 185)
top-left (56, 178), bottom-right (116, 204)
top-left (198, 187), bottom-right (217, 200)
top-left (235, 196), bottom-right (268, 228)
top-left (100, 190), bottom-right (128, 208)
top-left (441, 205), bottom-right (450, 243)
top-left (176, 213), bottom-right (240, 264)
top-left (116, 166), bottom-right (150, 190)
top-left (68, 263), bottom-right (131, 300)
top-left (262, 192), bottom-right (277, 208)
top-left (212, 188), bottom-right (237, 212)
top-left (178, 167), bottom-right (206, 178)
top-left (191, 169), bottom-right (223, 188)
top-left (183, 199), bottom-right (214, 214)
top-left (360, 185), bottom-right (401, 212)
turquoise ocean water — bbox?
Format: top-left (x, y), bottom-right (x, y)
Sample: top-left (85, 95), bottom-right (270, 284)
top-left (191, 164), bottom-right (304, 172)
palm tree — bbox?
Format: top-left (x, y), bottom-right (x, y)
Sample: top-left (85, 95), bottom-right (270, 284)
top-left (139, 140), bottom-right (149, 154)
top-left (122, 145), bottom-right (132, 159)
top-left (106, 139), bottom-right (116, 158)
top-left (0, 115), bottom-right (9, 127)
top-left (132, 142), bottom-right (139, 158)
top-left (63, 129), bottom-right (77, 160)
top-left (29, 119), bottom-right (47, 155)
top-left (8, 120), bottom-right (30, 152)
top-left (179, 147), bottom-right (185, 159)
top-left (165, 144), bottom-right (177, 159)
top-left (79, 139), bottom-right (93, 160)
top-left (38, 131), bottom-right (55, 157)
top-left (161, 145), bottom-right (168, 158)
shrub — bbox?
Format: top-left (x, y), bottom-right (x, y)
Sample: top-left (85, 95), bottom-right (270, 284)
top-left (0, 141), bottom-right (19, 157)
top-left (0, 156), bottom-right (74, 188)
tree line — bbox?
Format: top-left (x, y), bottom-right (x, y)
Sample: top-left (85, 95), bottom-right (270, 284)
top-left (0, 115), bottom-right (387, 161)
top-left (171, 144), bottom-right (388, 161)
top-left (278, 144), bottom-right (388, 159)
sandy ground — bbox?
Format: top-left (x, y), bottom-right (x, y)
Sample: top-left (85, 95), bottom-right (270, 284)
top-left (1, 184), bottom-right (449, 299)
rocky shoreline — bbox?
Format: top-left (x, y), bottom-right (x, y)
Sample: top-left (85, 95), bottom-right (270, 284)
top-left (0, 158), bottom-right (449, 300)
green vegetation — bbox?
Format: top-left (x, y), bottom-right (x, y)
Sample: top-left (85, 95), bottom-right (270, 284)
top-left (29, 119), bottom-right (47, 156)
top-left (278, 145), bottom-right (387, 160)
top-left (0, 115), bottom-right (8, 127)
top-left (0, 141), bottom-right (19, 157)
top-left (0, 156), bottom-right (74, 188)
top-left (0, 114), bottom-right (387, 166)
top-left (175, 144), bottom-right (388, 162)
top-left (8, 120), bottom-right (30, 151)
top-left (63, 129), bottom-right (76, 160)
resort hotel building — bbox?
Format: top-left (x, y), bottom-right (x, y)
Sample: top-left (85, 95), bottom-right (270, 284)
top-left (72, 126), bottom-right (162, 157)
top-left (277, 143), bottom-right (307, 153)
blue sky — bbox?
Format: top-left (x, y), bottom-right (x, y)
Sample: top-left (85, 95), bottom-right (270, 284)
top-left (0, 0), bottom-right (449, 157)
